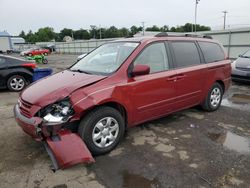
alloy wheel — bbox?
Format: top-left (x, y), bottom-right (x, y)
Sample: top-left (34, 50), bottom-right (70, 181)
top-left (210, 87), bottom-right (221, 107)
top-left (10, 77), bottom-right (25, 91)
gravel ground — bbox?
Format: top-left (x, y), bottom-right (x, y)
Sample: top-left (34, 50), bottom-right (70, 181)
top-left (0, 54), bottom-right (250, 188)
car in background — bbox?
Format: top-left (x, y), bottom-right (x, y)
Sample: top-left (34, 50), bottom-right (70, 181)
top-left (41, 44), bottom-right (56, 53)
top-left (231, 49), bottom-right (250, 82)
top-left (0, 55), bottom-right (36, 91)
top-left (20, 48), bottom-right (50, 56)
top-left (14, 34), bottom-right (231, 169)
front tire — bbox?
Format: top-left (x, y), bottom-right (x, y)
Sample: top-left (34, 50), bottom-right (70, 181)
top-left (201, 83), bottom-right (223, 111)
top-left (43, 59), bottom-right (48, 64)
top-left (7, 75), bottom-right (27, 92)
top-left (78, 106), bottom-right (125, 155)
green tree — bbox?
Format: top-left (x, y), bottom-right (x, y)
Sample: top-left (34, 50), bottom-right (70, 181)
top-left (25, 30), bottom-right (37, 43)
top-left (170, 27), bottom-right (176, 32)
top-left (160, 25), bottom-right (169, 32)
top-left (73, 29), bottom-right (90, 40)
top-left (17, 23), bottom-right (211, 42)
top-left (118, 27), bottom-right (129, 37)
top-left (105, 26), bottom-right (119, 38)
top-left (35, 27), bottom-right (55, 42)
top-left (130, 25), bottom-right (142, 36)
top-left (19, 30), bottom-right (26, 39)
top-left (146, 25), bottom-right (161, 31)
top-left (59, 28), bottom-right (73, 40)
top-left (170, 23), bottom-right (211, 32)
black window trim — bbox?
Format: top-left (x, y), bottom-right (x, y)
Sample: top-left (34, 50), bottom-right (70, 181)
top-left (169, 40), bottom-right (205, 69)
top-left (128, 41), bottom-right (174, 77)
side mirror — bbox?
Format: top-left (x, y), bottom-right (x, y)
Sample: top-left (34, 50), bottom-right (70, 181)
top-left (131, 64), bottom-right (150, 77)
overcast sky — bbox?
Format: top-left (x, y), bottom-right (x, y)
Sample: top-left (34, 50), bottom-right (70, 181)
top-left (1, 0), bottom-right (250, 35)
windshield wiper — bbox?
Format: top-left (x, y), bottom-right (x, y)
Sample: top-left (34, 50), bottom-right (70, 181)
top-left (70, 69), bottom-right (92, 74)
top-left (242, 55), bottom-right (250, 58)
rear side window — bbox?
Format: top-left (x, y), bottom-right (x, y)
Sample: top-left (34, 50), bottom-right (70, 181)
top-left (198, 42), bottom-right (225, 63)
top-left (171, 42), bottom-right (201, 68)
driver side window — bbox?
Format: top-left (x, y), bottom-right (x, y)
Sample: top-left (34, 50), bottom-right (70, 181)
top-left (134, 42), bottom-right (169, 73)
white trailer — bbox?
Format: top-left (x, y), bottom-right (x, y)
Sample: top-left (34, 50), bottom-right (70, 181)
top-left (0, 36), bottom-right (12, 53)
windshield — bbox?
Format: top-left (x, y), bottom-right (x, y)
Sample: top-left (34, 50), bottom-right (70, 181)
top-left (70, 42), bottom-right (139, 75)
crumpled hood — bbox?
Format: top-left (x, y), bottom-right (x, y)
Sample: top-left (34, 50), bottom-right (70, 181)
top-left (236, 57), bottom-right (250, 68)
top-left (21, 70), bottom-right (106, 107)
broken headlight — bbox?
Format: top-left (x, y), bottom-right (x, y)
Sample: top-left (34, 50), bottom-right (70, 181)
top-left (41, 99), bottom-right (74, 124)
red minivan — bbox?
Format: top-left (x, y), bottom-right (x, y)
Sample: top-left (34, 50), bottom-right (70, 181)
top-left (14, 34), bottom-right (231, 169)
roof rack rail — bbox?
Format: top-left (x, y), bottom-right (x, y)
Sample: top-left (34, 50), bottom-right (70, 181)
top-left (184, 34), bottom-right (213, 39)
top-left (154, 32), bottom-right (169, 37)
top-left (155, 32), bottom-right (213, 39)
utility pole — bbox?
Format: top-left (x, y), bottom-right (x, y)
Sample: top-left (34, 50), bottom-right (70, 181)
top-left (194, 0), bottom-right (200, 33)
top-left (141, 21), bottom-right (145, 36)
top-left (223, 11), bottom-right (228, 30)
top-left (90, 25), bottom-right (97, 39)
top-left (99, 25), bottom-right (102, 39)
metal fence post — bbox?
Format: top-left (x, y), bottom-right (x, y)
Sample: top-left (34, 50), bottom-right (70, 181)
top-left (228, 31), bottom-right (232, 58)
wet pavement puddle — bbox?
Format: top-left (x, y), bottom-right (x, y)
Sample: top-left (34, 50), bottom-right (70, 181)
top-left (208, 131), bottom-right (250, 154)
top-left (122, 170), bottom-right (160, 188)
top-left (222, 94), bottom-right (250, 111)
top-left (230, 94), bottom-right (250, 103)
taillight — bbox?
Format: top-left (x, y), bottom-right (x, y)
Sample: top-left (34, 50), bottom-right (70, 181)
top-left (22, 63), bottom-right (37, 69)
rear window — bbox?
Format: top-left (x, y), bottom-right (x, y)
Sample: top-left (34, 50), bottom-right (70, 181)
top-left (198, 42), bottom-right (225, 63)
top-left (171, 42), bottom-right (201, 68)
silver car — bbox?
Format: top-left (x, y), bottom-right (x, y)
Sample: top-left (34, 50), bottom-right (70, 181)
top-left (231, 50), bottom-right (250, 82)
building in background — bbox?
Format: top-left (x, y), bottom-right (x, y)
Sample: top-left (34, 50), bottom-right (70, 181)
top-left (11, 37), bottom-right (25, 45)
top-left (0, 31), bottom-right (26, 53)
top-left (0, 31), bottom-right (13, 53)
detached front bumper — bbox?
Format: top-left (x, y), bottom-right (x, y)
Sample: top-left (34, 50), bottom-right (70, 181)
top-left (14, 104), bottom-right (95, 170)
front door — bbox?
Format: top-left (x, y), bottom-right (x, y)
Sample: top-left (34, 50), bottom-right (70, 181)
top-left (127, 42), bottom-right (177, 125)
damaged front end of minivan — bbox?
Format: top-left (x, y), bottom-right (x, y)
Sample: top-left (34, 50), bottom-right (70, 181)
top-left (14, 96), bottom-right (95, 171)
top-left (13, 68), bottom-right (109, 170)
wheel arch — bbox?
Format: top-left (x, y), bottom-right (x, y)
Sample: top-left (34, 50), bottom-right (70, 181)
top-left (6, 71), bottom-right (32, 84)
top-left (215, 80), bottom-right (225, 93)
top-left (80, 101), bottom-right (128, 128)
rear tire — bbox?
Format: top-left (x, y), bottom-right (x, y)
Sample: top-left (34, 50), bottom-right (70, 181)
top-left (201, 83), bottom-right (223, 112)
top-left (78, 106), bottom-right (125, 156)
top-left (7, 75), bottom-right (27, 92)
